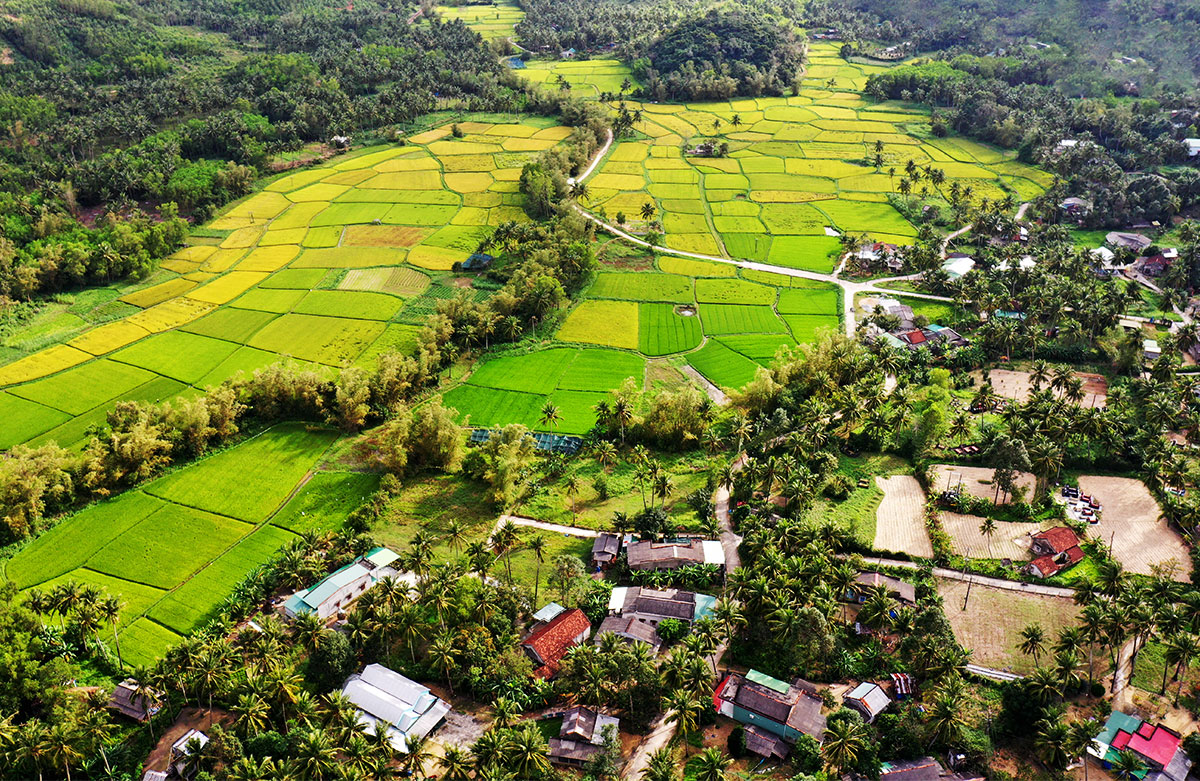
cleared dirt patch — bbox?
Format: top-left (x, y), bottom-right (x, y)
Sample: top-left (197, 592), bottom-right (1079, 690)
top-left (970, 368), bottom-right (1107, 406)
top-left (342, 224), bottom-right (433, 247)
top-left (1078, 475), bottom-right (1190, 580)
top-left (941, 512), bottom-right (1041, 560)
top-left (339, 267), bottom-right (430, 296)
top-left (932, 464), bottom-right (1034, 505)
top-left (937, 577), bottom-right (1080, 674)
top-left (873, 475), bottom-right (932, 557)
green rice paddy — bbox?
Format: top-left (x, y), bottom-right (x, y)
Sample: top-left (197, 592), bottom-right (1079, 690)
top-left (2, 424), bottom-right (341, 665)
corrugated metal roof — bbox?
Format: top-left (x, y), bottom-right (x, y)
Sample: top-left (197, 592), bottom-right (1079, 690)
top-left (365, 547), bottom-right (399, 568)
top-left (746, 669), bottom-right (789, 694)
top-left (533, 603), bottom-right (567, 623)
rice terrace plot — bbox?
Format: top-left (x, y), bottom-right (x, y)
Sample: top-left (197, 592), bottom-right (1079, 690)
top-left (1, 424), bottom-right (355, 666)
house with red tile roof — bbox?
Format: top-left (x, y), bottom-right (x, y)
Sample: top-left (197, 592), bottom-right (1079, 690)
top-left (521, 608), bottom-right (591, 679)
top-left (1025, 526), bottom-right (1084, 578)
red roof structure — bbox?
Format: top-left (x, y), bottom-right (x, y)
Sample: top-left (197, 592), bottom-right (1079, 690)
top-left (522, 608), bottom-right (591, 679)
top-left (904, 330), bottom-right (926, 345)
top-left (1033, 526), bottom-right (1080, 554)
top-left (1123, 721), bottom-right (1183, 767)
top-left (1028, 545), bottom-right (1084, 578)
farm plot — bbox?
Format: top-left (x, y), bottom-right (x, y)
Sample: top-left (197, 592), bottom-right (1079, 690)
top-left (1078, 476), bottom-right (1190, 579)
top-left (941, 512), bottom-right (1041, 560)
top-left (448, 347), bottom-right (645, 434)
top-left (639, 304), bottom-right (703, 356)
top-left (145, 423), bottom-right (338, 521)
top-left (558, 300), bottom-right (639, 350)
top-left (590, 272), bottom-right (692, 303)
top-left (4, 424), bottom-right (345, 666)
top-left (932, 464), bottom-right (1034, 504)
top-left (700, 304), bottom-right (787, 335)
top-left (687, 340), bottom-right (761, 390)
top-left (937, 578), bottom-right (1080, 675)
top-left (872, 475), bottom-right (932, 557)
top-left (0, 392), bottom-right (71, 449)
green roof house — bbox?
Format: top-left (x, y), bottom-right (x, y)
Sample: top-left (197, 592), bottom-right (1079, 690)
top-left (284, 547), bottom-right (400, 620)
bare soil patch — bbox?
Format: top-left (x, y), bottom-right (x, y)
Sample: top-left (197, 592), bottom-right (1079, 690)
top-left (941, 512), bottom-right (1042, 560)
top-left (872, 475), bottom-right (932, 557)
top-left (145, 706), bottom-right (233, 772)
top-left (970, 368), bottom-right (1108, 406)
top-left (1078, 476), bottom-right (1190, 580)
top-left (0, 48), bottom-right (13, 66)
top-left (932, 464), bottom-right (1034, 505)
top-left (937, 578), bottom-right (1081, 674)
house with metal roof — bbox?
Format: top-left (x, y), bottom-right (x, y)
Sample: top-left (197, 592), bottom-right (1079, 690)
top-left (626, 538), bottom-right (724, 571)
top-left (283, 547), bottom-right (400, 620)
top-left (532, 602), bottom-right (567, 625)
top-left (170, 729), bottom-right (209, 779)
top-left (594, 614), bottom-right (664, 653)
top-left (341, 664), bottom-right (450, 752)
top-left (942, 256), bottom-right (975, 279)
top-left (1089, 710), bottom-right (1191, 781)
top-left (592, 533), bottom-right (622, 569)
top-left (549, 706), bottom-right (620, 767)
top-left (108, 679), bottom-right (162, 722)
top-left (852, 572), bottom-right (917, 605)
top-left (714, 669), bottom-right (826, 758)
top-left (607, 586), bottom-right (717, 625)
top-left (843, 682), bottom-right (892, 723)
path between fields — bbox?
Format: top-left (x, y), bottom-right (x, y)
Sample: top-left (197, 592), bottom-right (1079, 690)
top-left (1112, 635), bottom-right (1142, 696)
top-left (492, 514), bottom-right (599, 539)
top-left (622, 711), bottom-right (675, 779)
top-left (966, 664), bottom-right (1024, 682)
top-left (680, 364), bottom-right (727, 405)
top-left (569, 128), bottom-right (613, 186)
top-left (850, 555), bottom-right (1076, 598)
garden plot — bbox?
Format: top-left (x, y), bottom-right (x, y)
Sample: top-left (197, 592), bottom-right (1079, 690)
top-left (639, 304), bottom-right (703, 356)
top-left (687, 340), bottom-right (761, 390)
top-left (931, 464), bottom-right (1034, 504)
top-left (1077, 476), bottom-right (1190, 579)
top-left (970, 368), bottom-right (1108, 406)
top-left (872, 475), bottom-right (932, 557)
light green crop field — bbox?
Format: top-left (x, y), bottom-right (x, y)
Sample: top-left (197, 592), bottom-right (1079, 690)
top-left (2, 424), bottom-right (339, 665)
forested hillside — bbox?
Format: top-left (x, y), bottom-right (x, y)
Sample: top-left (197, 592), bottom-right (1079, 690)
top-left (810, 0), bottom-right (1200, 91)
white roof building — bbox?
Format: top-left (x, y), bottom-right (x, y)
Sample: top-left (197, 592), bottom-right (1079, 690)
top-left (283, 547), bottom-right (401, 620)
top-left (342, 664), bottom-right (450, 751)
top-left (1185, 138), bottom-right (1200, 157)
top-left (843, 682), bottom-right (892, 723)
top-left (941, 256), bottom-right (975, 279)
top-left (996, 256), bottom-right (1036, 271)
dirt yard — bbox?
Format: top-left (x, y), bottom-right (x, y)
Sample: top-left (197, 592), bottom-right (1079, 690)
top-left (937, 578), bottom-right (1082, 674)
top-left (932, 464), bottom-right (1035, 505)
top-left (1078, 476), bottom-right (1191, 580)
top-left (970, 369), bottom-right (1108, 406)
top-left (941, 512), bottom-right (1042, 560)
top-left (145, 707), bottom-right (233, 772)
top-left (872, 475), bottom-right (933, 557)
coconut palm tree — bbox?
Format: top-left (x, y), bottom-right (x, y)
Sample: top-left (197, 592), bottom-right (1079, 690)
top-left (979, 517), bottom-right (997, 558)
top-left (292, 727), bottom-right (338, 780)
top-left (1019, 623), bottom-right (1046, 667)
top-left (506, 723), bottom-right (551, 778)
top-left (639, 201), bottom-right (656, 221)
top-left (642, 746), bottom-right (678, 781)
top-left (691, 747), bottom-right (731, 781)
top-left (564, 474), bottom-right (580, 522)
top-left (439, 745), bottom-right (473, 781)
top-left (664, 690), bottom-right (702, 752)
top-left (1164, 633), bottom-right (1200, 704)
top-left (822, 719), bottom-right (869, 774)
top-left (924, 690), bottom-right (967, 748)
top-left (1066, 718), bottom-right (1100, 781)
top-left (1111, 750), bottom-right (1148, 780)
top-left (1033, 718), bottom-right (1070, 774)
top-left (539, 401), bottom-right (561, 436)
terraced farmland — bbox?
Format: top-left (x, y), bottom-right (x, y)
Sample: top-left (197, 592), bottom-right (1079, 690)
top-left (1, 424), bottom-right (360, 666)
top-left (518, 42), bottom-right (1050, 274)
top-left (0, 118), bottom-right (569, 450)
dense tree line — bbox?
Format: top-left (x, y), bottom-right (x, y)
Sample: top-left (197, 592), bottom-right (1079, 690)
top-left (864, 56), bottom-right (1200, 227)
top-left (806, 0), bottom-right (1200, 91)
top-left (513, 0), bottom-right (683, 60)
top-left (635, 11), bottom-right (806, 101)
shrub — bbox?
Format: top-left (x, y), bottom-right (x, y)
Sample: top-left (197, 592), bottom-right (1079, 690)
top-left (728, 725), bottom-right (746, 758)
top-left (656, 618), bottom-right (688, 644)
